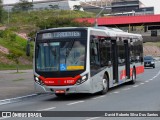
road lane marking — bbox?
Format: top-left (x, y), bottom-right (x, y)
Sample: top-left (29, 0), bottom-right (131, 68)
top-left (123, 88), bottom-right (131, 91)
top-left (92, 96), bottom-right (105, 99)
top-left (153, 76), bottom-right (156, 79)
top-left (140, 83), bottom-right (145, 85)
top-left (67, 101), bottom-right (84, 105)
top-left (145, 80), bottom-right (149, 82)
top-left (133, 85), bottom-right (139, 87)
top-left (113, 91), bottom-right (119, 94)
top-left (86, 117), bottom-right (101, 120)
top-left (37, 107), bottom-right (56, 111)
top-left (149, 79), bottom-right (153, 81)
top-left (0, 117), bottom-right (9, 120)
top-left (0, 94), bottom-right (39, 106)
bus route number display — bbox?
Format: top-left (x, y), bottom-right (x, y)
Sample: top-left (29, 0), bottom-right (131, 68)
top-left (42, 31), bottom-right (81, 39)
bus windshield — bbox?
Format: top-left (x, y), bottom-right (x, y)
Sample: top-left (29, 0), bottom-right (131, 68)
top-left (36, 40), bottom-right (86, 72)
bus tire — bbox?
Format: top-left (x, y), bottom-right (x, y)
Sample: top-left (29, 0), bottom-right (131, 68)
top-left (55, 93), bottom-right (66, 97)
top-left (100, 75), bottom-right (109, 95)
top-left (130, 69), bottom-right (136, 84)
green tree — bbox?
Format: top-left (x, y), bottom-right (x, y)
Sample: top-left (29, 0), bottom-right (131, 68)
top-left (36, 17), bottom-right (92, 30)
top-left (0, 0), bottom-right (3, 23)
top-left (12, 0), bottom-right (33, 12)
top-left (9, 49), bottom-right (23, 73)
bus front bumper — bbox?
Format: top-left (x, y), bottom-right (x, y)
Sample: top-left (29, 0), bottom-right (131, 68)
top-left (34, 80), bottom-right (92, 94)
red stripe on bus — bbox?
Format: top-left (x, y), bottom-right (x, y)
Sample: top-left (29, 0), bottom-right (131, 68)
top-left (120, 65), bottom-right (144, 80)
top-left (39, 75), bottom-right (81, 86)
top-left (120, 69), bottom-right (126, 80)
top-left (136, 65), bottom-right (144, 75)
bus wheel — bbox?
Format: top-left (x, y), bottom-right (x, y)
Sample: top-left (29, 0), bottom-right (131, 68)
top-left (55, 93), bottom-right (66, 97)
top-left (100, 75), bottom-right (109, 95)
top-left (130, 69), bottom-right (136, 84)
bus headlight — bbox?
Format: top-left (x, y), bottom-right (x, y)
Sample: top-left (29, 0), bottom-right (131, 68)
top-left (76, 74), bottom-right (88, 85)
top-left (35, 77), bottom-right (39, 81)
top-left (34, 76), bottom-right (44, 86)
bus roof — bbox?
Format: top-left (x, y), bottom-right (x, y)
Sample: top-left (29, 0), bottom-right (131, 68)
top-left (38, 27), bottom-right (142, 40)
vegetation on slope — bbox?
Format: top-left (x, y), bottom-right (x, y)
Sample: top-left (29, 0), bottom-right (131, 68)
top-left (0, 29), bottom-right (33, 70)
top-left (2, 10), bottom-right (94, 38)
top-left (0, 9), bottom-right (94, 70)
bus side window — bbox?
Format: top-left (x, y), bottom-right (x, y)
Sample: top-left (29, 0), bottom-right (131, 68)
top-left (139, 40), bottom-right (143, 63)
top-left (133, 39), bottom-right (142, 63)
top-left (130, 40), bottom-right (135, 63)
top-left (117, 39), bottom-right (125, 65)
top-left (99, 39), bottom-right (111, 66)
top-left (90, 39), bottom-right (100, 65)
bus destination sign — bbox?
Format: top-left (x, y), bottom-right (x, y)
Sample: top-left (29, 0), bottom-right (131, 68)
top-left (42, 31), bottom-right (81, 39)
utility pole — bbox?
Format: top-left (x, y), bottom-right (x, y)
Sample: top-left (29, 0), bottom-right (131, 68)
top-left (94, 6), bottom-right (111, 27)
top-left (32, 0), bottom-right (34, 10)
top-left (7, 5), bottom-right (10, 25)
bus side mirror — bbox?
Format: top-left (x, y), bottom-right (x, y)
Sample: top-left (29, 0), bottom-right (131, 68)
top-left (26, 42), bottom-right (30, 56)
top-left (26, 38), bottom-right (32, 56)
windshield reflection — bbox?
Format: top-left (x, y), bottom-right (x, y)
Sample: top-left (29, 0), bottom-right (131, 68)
top-left (36, 40), bottom-right (86, 71)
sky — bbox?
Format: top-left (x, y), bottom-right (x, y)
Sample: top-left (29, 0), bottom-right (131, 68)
top-left (3, 0), bottom-right (160, 14)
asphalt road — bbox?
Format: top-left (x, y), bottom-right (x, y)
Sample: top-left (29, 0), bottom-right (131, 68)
top-left (0, 70), bottom-right (35, 99)
top-left (0, 62), bottom-right (160, 120)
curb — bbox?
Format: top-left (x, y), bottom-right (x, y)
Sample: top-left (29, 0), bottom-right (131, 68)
top-left (0, 93), bottom-right (40, 106)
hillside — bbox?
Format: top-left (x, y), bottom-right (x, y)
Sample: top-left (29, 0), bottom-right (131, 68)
top-left (143, 42), bottom-right (160, 57)
top-left (3, 10), bottom-right (94, 37)
top-left (0, 29), bottom-right (33, 70)
top-left (0, 9), bottom-right (94, 70)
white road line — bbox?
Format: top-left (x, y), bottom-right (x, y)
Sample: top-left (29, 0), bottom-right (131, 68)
top-left (0, 94), bottom-right (38, 105)
top-left (152, 76), bottom-right (156, 79)
top-left (145, 81), bottom-right (149, 83)
top-left (140, 83), bottom-right (145, 85)
top-left (92, 96), bottom-right (105, 99)
top-left (133, 85), bottom-right (139, 87)
top-left (123, 88), bottom-right (131, 91)
top-left (67, 101), bottom-right (84, 105)
top-left (113, 91), bottom-right (119, 94)
top-left (0, 117), bottom-right (11, 120)
top-left (37, 107), bottom-right (56, 111)
top-left (149, 79), bottom-right (153, 81)
top-left (0, 117), bottom-right (7, 120)
top-left (86, 117), bottom-right (101, 120)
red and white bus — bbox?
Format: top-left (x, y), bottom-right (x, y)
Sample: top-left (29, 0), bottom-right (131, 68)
top-left (29, 27), bottom-right (144, 97)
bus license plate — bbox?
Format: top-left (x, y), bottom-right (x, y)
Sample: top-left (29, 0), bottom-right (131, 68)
top-left (55, 90), bottom-right (65, 93)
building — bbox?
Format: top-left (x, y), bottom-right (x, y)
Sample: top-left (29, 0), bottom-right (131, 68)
top-left (80, 0), bottom-right (154, 16)
top-left (108, 0), bottom-right (154, 16)
top-left (3, 0), bottom-right (83, 11)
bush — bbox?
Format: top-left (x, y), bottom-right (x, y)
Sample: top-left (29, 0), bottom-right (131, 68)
top-left (0, 29), bottom-right (17, 41)
top-left (36, 16), bottom-right (92, 30)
